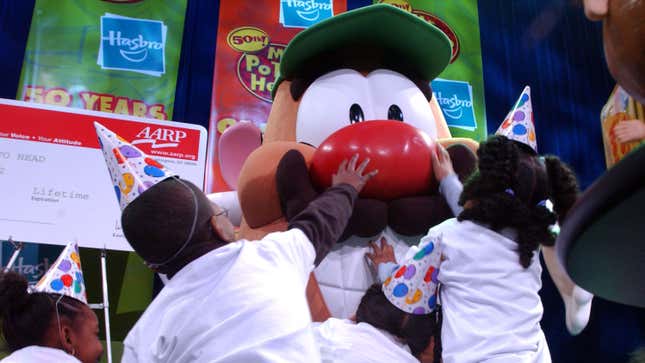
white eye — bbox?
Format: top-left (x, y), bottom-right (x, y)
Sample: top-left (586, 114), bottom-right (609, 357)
top-left (367, 69), bottom-right (437, 139)
top-left (295, 69), bottom-right (374, 147)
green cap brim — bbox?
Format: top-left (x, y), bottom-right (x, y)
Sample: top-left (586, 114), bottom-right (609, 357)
top-left (272, 4), bottom-right (451, 99)
top-left (557, 145), bottom-right (645, 308)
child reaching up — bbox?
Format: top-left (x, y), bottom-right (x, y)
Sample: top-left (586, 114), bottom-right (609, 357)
top-left (370, 135), bottom-right (581, 363)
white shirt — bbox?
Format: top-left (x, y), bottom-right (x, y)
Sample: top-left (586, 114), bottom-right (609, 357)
top-left (427, 219), bottom-right (551, 363)
top-left (315, 174), bottom-right (465, 319)
top-left (0, 346), bottom-right (81, 363)
top-left (122, 229), bottom-right (321, 363)
top-left (312, 318), bottom-right (419, 363)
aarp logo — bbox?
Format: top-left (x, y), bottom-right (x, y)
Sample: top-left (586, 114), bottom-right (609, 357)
top-left (131, 126), bottom-right (187, 149)
top-left (280, 0), bottom-right (334, 28)
top-left (99, 14), bottom-right (166, 76)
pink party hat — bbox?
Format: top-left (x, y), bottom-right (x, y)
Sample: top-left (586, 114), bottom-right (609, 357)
top-left (95, 122), bottom-right (178, 211)
top-left (382, 234), bottom-right (442, 315)
top-left (495, 86), bottom-right (537, 152)
top-left (33, 242), bottom-right (87, 304)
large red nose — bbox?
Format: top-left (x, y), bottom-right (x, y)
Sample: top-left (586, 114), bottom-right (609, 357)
top-left (310, 121), bottom-right (437, 201)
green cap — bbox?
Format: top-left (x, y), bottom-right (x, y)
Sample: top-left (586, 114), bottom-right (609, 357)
top-left (272, 4), bottom-right (452, 99)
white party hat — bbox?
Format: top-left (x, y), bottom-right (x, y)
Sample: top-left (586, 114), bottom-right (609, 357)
top-left (33, 242), bottom-right (87, 304)
top-left (383, 234), bottom-right (442, 315)
top-left (95, 122), bottom-right (178, 211)
top-left (495, 86), bottom-right (537, 152)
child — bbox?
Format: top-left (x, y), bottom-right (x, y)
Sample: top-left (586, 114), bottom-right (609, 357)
top-left (313, 236), bottom-right (443, 363)
top-left (0, 243), bottom-right (103, 363)
top-left (371, 135), bottom-right (580, 363)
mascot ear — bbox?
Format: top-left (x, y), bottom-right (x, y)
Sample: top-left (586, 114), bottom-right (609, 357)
top-left (218, 122), bottom-right (262, 189)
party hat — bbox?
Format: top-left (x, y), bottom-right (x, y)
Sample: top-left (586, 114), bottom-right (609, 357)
top-left (33, 242), bottom-right (87, 304)
top-left (382, 234), bottom-right (442, 315)
top-left (95, 122), bottom-right (178, 211)
top-left (495, 86), bottom-right (537, 152)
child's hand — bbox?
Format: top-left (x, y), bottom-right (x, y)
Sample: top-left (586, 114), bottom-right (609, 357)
top-left (332, 154), bottom-right (378, 193)
top-left (431, 143), bottom-right (455, 182)
top-left (366, 237), bottom-right (396, 266)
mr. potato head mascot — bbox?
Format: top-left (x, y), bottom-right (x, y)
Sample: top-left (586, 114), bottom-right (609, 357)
top-left (235, 4), bottom-right (478, 319)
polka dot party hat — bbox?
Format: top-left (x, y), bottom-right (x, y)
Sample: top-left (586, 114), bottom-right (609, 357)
top-left (382, 234), bottom-right (443, 315)
top-left (94, 122), bottom-right (178, 211)
top-left (33, 242), bottom-right (87, 304)
top-left (495, 86), bottom-right (537, 153)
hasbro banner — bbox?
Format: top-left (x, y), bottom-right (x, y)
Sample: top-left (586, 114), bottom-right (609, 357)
top-left (17, 0), bottom-right (186, 120)
top-left (376, 0), bottom-right (487, 140)
top-left (1, 241), bottom-right (62, 285)
top-left (280, 0), bottom-right (335, 28)
top-left (206, 0), bottom-right (345, 193)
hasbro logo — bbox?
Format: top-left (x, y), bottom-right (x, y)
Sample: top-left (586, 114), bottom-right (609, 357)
top-left (431, 78), bottom-right (477, 131)
top-left (98, 14), bottom-right (167, 76)
top-left (2, 242), bottom-right (61, 284)
top-left (280, 0), bottom-right (334, 28)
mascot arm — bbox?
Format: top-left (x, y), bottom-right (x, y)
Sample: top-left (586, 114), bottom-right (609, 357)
top-left (276, 149), bottom-right (388, 241)
top-left (339, 198), bottom-right (388, 240)
top-left (276, 150), bottom-right (358, 266)
top-left (388, 143), bottom-right (477, 236)
top-left (276, 149), bottom-right (319, 220)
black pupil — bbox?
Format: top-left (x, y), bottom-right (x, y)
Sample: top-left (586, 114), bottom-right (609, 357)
top-left (349, 103), bottom-right (365, 124)
top-left (388, 104), bottom-right (404, 121)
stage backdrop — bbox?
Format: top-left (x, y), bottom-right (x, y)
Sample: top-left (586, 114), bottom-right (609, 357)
top-left (375, 0), bottom-right (487, 142)
top-left (206, 0), bottom-right (347, 193)
top-left (1, 1), bottom-right (643, 362)
top-left (17, 0), bottom-right (187, 120)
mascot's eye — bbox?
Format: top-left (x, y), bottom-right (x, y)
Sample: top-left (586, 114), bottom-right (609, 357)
top-left (388, 104), bottom-right (404, 121)
top-left (349, 103), bottom-right (365, 124)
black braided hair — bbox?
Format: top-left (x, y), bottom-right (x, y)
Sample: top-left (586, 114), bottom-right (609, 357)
top-left (457, 135), bottom-right (579, 268)
top-left (544, 155), bottom-right (580, 223)
top-left (356, 284), bottom-right (441, 359)
top-left (0, 271), bottom-right (85, 351)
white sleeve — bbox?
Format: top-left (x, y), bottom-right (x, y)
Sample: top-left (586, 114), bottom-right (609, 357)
top-left (121, 325), bottom-right (140, 363)
top-left (260, 229), bottom-right (317, 285)
top-left (120, 344), bottom-right (138, 363)
top-left (439, 173), bottom-right (464, 216)
top-left (377, 262), bottom-right (399, 282)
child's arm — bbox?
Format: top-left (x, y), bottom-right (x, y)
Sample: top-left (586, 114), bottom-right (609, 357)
top-left (432, 144), bottom-right (464, 216)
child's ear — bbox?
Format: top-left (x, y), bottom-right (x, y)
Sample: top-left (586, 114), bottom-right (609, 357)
top-left (60, 324), bottom-right (75, 354)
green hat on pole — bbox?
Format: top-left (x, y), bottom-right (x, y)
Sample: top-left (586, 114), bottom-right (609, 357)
top-left (272, 4), bottom-right (452, 99)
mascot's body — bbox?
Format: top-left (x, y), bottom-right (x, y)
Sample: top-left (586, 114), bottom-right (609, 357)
top-left (232, 5), bottom-right (478, 319)
top-left (210, 2), bottom-right (597, 338)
